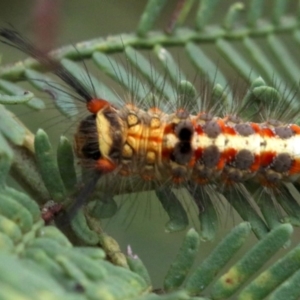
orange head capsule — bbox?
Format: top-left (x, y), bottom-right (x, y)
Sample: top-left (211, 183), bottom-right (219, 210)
top-left (87, 98), bottom-right (111, 114)
top-left (95, 158), bottom-right (116, 173)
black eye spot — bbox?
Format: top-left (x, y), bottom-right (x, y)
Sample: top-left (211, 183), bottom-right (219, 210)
top-left (179, 127), bottom-right (192, 140)
top-left (171, 142), bottom-right (192, 165)
top-left (175, 121), bottom-right (194, 141)
top-left (179, 142), bottom-right (191, 154)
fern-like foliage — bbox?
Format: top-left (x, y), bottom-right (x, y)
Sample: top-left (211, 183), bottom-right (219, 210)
top-left (0, 0), bottom-right (300, 299)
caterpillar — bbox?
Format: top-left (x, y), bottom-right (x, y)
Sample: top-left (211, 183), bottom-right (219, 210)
top-left (1, 27), bottom-right (300, 241)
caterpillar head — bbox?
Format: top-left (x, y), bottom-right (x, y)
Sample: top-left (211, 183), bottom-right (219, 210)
top-left (75, 102), bottom-right (124, 173)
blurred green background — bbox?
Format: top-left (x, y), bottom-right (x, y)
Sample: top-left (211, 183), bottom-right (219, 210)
top-left (1, 0), bottom-right (294, 289)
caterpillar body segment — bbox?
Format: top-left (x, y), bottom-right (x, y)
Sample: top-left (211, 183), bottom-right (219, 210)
top-left (76, 98), bottom-right (300, 189)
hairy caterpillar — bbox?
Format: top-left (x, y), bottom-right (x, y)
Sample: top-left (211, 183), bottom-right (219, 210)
top-left (1, 27), bottom-right (300, 242)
